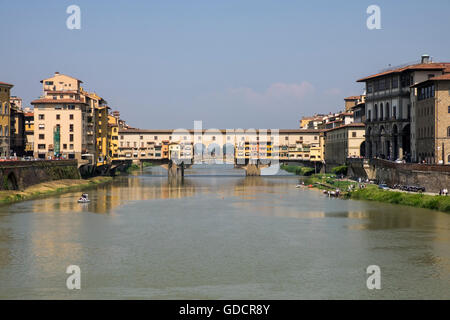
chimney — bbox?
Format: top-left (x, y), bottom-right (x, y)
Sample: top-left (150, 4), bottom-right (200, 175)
top-left (55, 71), bottom-right (60, 75)
top-left (421, 54), bottom-right (430, 64)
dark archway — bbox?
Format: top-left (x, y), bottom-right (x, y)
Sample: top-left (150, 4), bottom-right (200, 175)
top-left (367, 127), bottom-right (373, 158)
top-left (5, 172), bottom-right (18, 190)
top-left (360, 141), bottom-right (366, 157)
top-left (402, 124), bottom-right (411, 161)
top-left (392, 124), bottom-right (398, 160)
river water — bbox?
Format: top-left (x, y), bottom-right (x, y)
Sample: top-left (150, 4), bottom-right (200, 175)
top-left (0, 166), bottom-right (449, 299)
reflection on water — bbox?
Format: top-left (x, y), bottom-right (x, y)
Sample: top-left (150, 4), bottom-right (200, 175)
top-left (0, 166), bottom-right (449, 299)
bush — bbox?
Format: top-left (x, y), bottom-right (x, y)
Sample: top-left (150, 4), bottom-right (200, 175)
top-left (331, 165), bottom-right (348, 176)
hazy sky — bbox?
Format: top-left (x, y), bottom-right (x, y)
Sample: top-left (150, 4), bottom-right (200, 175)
top-left (1, 0), bottom-right (450, 129)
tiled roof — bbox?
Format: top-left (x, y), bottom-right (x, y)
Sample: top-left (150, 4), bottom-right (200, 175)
top-left (411, 73), bottom-right (450, 87)
top-left (325, 122), bottom-right (365, 132)
top-left (344, 96), bottom-right (360, 100)
top-left (118, 128), bottom-right (324, 134)
top-left (0, 81), bottom-right (13, 87)
top-left (357, 63), bottom-right (450, 82)
top-left (31, 98), bottom-right (87, 104)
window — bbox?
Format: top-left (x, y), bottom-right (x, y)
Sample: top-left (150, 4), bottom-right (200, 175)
top-left (69, 144), bottom-right (74, 150)
top-left (392, 77), bottom-right (398, 89)
top-left (448, 106), bottom-right (450, 114)
top-left (69, 124), bottom-right (74, 132)
top-left (44, 81), bottom-right (53, 85)
top-left (352, 132), bottom-right (357, 137)
top-left (69, 114), bottom-right (74, 120)
top-left (38, 144), bottom-right (46, 149)
top-left (38, 114), bottom-right (45, 120)
top-left (140, 136), bottom-right (143, 140)
top-left (154, 136), bottom-right (158, 140)
top-left (39, 124), bottom-right (45, 130)
top-left (39, 134), bottom-right (45, 139)
top-left (447, 127), bottom-right (450, 137)
top-left (56, 114), bottom-right (60, 120)
top-left (69, 134), bottom-right (74, 142)
top-left (63, 144), bottom-right (67, 149)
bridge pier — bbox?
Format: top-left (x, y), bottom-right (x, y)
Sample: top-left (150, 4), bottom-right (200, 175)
top-left (168, 160), bottom-right (185, 178)
top-left (245, 163), bottom-right (261, 176)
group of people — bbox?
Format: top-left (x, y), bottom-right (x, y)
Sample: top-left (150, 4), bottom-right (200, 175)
top-left (439, 188), bottom-right (448, 196)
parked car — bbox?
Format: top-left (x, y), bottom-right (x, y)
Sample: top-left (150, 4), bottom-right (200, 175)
top-left (378, 184), bottom-right (390, 190)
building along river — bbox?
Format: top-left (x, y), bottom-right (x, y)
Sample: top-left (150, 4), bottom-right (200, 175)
top-left (0, 165), bottom-right (449, 299)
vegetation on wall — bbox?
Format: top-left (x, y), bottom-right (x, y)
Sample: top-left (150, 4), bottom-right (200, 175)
top-left (331, 165), bottom-right (348, 176)
top-left (281, 165), bottom-right (315, 176)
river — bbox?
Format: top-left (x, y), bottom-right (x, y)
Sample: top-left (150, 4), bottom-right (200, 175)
top-left (0, 166), bottom-right (449, 299)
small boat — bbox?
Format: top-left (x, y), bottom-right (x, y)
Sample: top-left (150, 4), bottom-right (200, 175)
top-left (78, 193), bottom-right (90, 203)
top-left (295, 185), bottom-right (302, 188)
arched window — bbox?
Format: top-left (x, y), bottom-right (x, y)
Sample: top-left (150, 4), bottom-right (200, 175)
top-left (386, 103), bottom-right (390, 119)
top-left (447, 127), bottom-right (450, 137)
top-left (380, 103), bottom-right (384, 120)
top-left (4, 103), bottom-right (8, 115)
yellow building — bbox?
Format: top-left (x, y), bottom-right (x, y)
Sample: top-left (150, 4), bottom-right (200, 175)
top-left (0, 81), bottom-right (13, 157)
top-left (108, 113), bottom-right (119, 160)
top-left (95, 105), bottom-right (110, 166)
top-left (24, 110), bottom-right (34, 156)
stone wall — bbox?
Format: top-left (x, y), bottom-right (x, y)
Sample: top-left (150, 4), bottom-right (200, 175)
top-left (347, 158), bottom-right (450, 193)
top-left (0, 160), bottom-right (80, 190)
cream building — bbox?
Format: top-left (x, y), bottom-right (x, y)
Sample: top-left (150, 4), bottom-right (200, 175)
top-left (358, 55), bottom-right (450, 161)
top-left (117, 128), bottom-right (323, 164)
top-left (31, 73), bottom-right (89, 160)
top-left (411, 74), bottom-right (450, 164)
top-left (324, 123), bottom-right (365, 168)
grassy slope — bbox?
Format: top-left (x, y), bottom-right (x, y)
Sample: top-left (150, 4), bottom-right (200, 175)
top-left (350, 185), bottom-right (450, 213)
top-left (303, 174), bottom-right (450, 213)
top-left (0, 176), bottom-right (113, 205)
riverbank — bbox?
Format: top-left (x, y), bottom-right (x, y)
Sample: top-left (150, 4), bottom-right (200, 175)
top-left (0, 176), bottom-right (113, 205)
top-left (303, 174), bottom-right (450, 214)
top-left (349, 185), bottom-right (450, 213)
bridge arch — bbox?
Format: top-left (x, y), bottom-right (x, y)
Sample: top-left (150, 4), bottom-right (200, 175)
top-left (4, 172), bottom-right (18, 190)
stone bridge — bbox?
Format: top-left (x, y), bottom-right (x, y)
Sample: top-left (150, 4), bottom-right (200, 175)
top-left (129, 158), bottom-right (317, 177)
top-left (0, 160), bottom-right (80, 191)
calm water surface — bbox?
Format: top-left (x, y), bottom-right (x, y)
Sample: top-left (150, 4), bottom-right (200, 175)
top-left (0, 166), bottom-right (449, 299)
